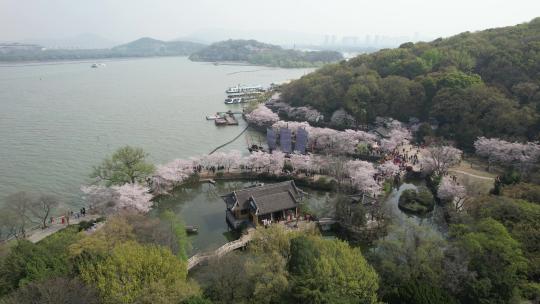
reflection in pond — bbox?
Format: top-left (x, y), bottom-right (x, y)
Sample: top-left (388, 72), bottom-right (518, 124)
top-left (383, 181), bottom-right (448, 235)
top-left (156, 179), bottom-right (447, 255)
top-left (156, 180), bottom-right (334, 255)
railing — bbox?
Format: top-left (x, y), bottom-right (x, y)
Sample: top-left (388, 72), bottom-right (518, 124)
top-left (187, 228), bottom-right (255, 270)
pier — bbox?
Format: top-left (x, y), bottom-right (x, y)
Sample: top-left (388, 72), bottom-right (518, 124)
top-left (214, 112), bottom-right (240, 126)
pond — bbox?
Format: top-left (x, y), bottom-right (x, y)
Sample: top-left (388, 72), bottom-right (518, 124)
top-left (382, 181), bottom-right (448, 235)
top-left (156, 180), bottom-right (334, 255)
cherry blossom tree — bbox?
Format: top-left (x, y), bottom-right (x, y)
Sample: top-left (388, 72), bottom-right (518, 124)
top-left (378, 161), bottom-right (400, 179)
top-left (474, 137), bottom-right (540, 174)
top-left (308, 127), bottom-right (339, 151)
top-left (272, 120), bottom-right (311, 134)
top-left (222, 150), bottom-right (242, 172)
top-left (113, 183), bottom-right (153, 213)
top-left (332, 129), bottom-right (378, 155)
top-left (246, 151), bottom-right (271, 172)
top-left (81, 185), bottom-right (118, 214)
top-left (82, 183), bottom-right (153, 214)
top-left (288, 153), bottom-right (312, 173)
top-left (349, 170), bottom-right (381, 196)
top-left (380, 128), bottom-right (411, 152)
top-left (346, 160), bottom-right (381, 195)
top-left (268, 151), bottom-right (285, 174)
top-left (245, 105), bottom-right (279, 127)
top-left (420, 146), bottom-right (462, 176)
top-left (437, 176), bottom-right (467, 211)
top-left (152, 159), bottom-right (195, 194)
top-left (311, 155), bottom-right (329, 174)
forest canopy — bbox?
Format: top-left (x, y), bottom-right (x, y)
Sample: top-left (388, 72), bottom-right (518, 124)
top-left (280, 17), bottom-right (540, 149)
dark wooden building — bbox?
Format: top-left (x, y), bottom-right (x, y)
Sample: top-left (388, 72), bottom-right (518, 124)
top-left (222, 181), bottom-right (304, 229)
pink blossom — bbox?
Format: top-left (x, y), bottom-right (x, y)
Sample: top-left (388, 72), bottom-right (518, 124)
top-left (268, 151), bottom-right (285, 173)
top-left (288, 153), bottom-right (312, 172)
top-left (81, 183), bottom-right (153, 214)
top-left (272, 121), bottom-right (312, 134)
top-left (474, 137), bottom-right (540, 174)
top-left (245, 105), bottom-right (279, 127)
top-left (246, 151), bottom-right (271, 171)
top-left (420, 146), bottom-right (462, 176)
top-left (378, 161), bottom-right (400, 178)
top-left (346, 160), bottom-right (381, 195)
top-left (308, 127), bottom-right (339, 150)
top-left (152, 159), bottom-right (195, 193)
top-left (380, 128), bottom-right (411, 152)
top-left (112, 183), bottom-right (153, 213)
top-left (437, 176), bottom-right (467, 211)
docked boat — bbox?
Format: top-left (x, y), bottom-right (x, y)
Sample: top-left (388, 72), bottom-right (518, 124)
top-left (226, 84), bottom-right (265, 94)
top-left (185, 225), bottom-right (198, 234)
top-left (206, 113), bottom-right (223, 120)
top-left (224, 97), bottom-right (243, 104)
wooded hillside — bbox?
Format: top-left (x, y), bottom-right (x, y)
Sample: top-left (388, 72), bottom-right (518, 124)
top-left (281, 18), bottom-right (540, 149)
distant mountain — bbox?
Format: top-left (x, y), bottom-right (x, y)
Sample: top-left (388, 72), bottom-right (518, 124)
top-left (0, 37), bottom-right (206, 62)
top-left (189, 39), bottom-right (343, 68)
top-left (23, 33), bottom-right (119, 49)
top-left (112, 37), bottom-right (205, 56)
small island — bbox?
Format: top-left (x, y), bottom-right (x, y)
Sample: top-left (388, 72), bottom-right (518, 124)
top-left (189, 39), bottom-right (343, 68)
top-left (398, 188), bottom-right (434, 214)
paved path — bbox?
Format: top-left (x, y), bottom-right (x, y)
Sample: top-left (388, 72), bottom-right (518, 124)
top-left (27, 215), bottom-right (98, 243)
top-left (448, 169), bottom-right (494, 181)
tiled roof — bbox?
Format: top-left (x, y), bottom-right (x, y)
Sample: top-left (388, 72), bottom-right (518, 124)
top-left (250, 191), bottom-right (298, 215)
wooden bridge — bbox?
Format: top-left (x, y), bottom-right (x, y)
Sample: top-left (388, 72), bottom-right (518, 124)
top-left (187, 228), bottom-right (255, 271)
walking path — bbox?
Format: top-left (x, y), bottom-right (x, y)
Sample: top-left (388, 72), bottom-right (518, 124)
top-left (448, 169), bottom-right (494, 181)
top-left (27, 215), bottom-right (99, 243)
top-left (187, 228), bottom-right (256, 271)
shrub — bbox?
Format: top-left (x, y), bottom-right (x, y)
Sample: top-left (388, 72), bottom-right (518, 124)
top-left (398, 188), bottom-right (434, 214)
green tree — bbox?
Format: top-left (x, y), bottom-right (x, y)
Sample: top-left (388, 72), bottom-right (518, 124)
top-left (369, 221), bottom-right (447, 301)
top-left (450, 218), bottom-right (528, 304)
top-left (0, 227), bottom-right (81, 296)
top-left (468, 195), bottom-right (540, 283)
top-left (0, 277), bottom-right (100, 304)
top-left (194, 253), bottom-right (253, 304)
top-left (288, 235), bottom-right (379, 304)
top-left (125, 211), bottom-right (190, 260)
top-left (69, 216), bottom-right (135, 260)
top-left (79, 241), bottom-right (197, 304)
top-left (91, 146), bottom-right (155, 186)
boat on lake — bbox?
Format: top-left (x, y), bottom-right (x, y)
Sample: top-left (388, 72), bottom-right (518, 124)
top-left (185, 225), bottom-right (198, 234)
top-left (206, 113), bottom-right (223, 120)
top-left (226, 84), bottom-right (265, 94)
top-left (91, 63), bottom-right (98, 68)
top-left (224, 97), bottom-right (243, 104)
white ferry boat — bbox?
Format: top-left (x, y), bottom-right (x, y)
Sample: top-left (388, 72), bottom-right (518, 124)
top-left (224, 97), bottom-right (243, 104)
top-left (225, 84), bottom-right (265, 94)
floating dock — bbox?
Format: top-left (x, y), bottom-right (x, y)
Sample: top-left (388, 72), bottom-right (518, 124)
top-left (214, 112), bottom-right (239, 126)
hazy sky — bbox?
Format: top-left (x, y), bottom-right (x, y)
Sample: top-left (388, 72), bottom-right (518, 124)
top-left (1, 0), bottom-right (539, 43)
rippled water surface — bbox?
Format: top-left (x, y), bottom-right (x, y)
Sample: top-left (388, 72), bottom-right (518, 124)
top-left (0, 57), bottom-right (312, 205)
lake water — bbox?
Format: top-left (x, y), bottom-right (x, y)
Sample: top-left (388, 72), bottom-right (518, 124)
top-left (157, 180), bottom-right (333, 254)
top-left (0, 57), bottom-right (313, 204)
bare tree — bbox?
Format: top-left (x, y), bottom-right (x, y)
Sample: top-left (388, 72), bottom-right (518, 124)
top-left (1, 192), bottom-right (35, 239)
top-left (30, 194), bottom-right (59, 229)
